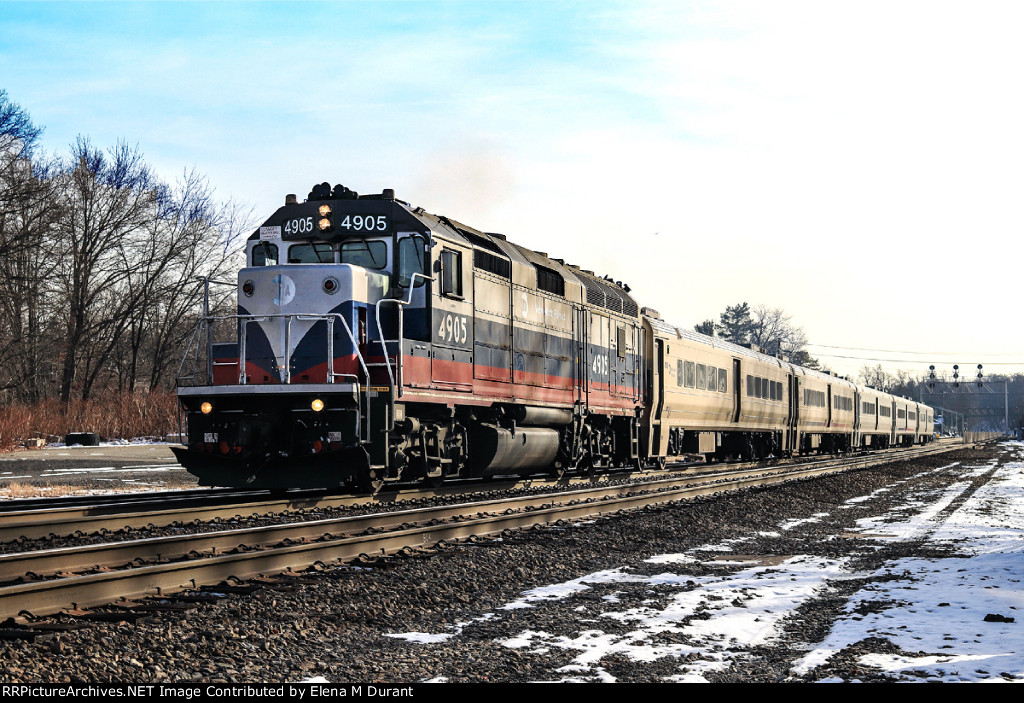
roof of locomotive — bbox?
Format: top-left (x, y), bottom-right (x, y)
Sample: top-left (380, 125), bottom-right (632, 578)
top-left (409, 209), bottom-right (640, 317)
top-left (255, 182), bottom-right (642, 318)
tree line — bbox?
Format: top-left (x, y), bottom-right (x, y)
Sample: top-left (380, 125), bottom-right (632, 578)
top-left (0, 90), bottom-right (247, 408)
top-left (694, 302), bottom-right (820, 368)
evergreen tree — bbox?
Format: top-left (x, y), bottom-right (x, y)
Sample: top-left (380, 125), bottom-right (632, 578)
top-left (693, 319), bottom-right (715, 336)
top-left (716, 302), bottom-right (755, 345)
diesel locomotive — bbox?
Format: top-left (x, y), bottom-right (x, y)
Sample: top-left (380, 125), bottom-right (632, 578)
top-left (173, 182), bottom-right (933, 491)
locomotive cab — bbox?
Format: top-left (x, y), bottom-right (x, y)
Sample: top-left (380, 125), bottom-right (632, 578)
top-left (174, 185), bottom-right (430, 489)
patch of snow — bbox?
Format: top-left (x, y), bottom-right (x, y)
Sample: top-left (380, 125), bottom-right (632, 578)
top-left (374, 442), bottom-right (1024, 683)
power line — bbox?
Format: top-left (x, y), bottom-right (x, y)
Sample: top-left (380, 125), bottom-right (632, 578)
top-left (809, 352), bottom-right (1024, 366)
top-left (805, 342), bottom-right (1023, 358)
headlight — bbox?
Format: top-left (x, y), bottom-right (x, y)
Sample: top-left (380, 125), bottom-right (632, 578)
top-left (311, 399), bottom-right (324, 412)
top-left (201, 402), bottom-right (213, 414)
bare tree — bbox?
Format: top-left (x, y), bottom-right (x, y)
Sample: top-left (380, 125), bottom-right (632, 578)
top-left (0, 160), bottom-right (62, 401)
top-left (859, 363), bottom-right (894, 391)
top-left (0, 92), bottom-right (62, 401)
top-left (748, 305), bottom-right (808, 358)
top-left (0, 92), bottom-right (256, 445)
top-left (0, 89), bottom-right (43, 219)
top-left (113, 170), bottom-right (248, 392)
top-left (859, 364), bottom-right (916, 396)
top-left (713, 302), bottom-right (817, 365)
top-left (54, 137), bottom-right (159, 403)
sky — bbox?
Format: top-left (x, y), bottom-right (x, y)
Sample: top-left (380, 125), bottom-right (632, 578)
top-left (2, 1), bottom-right (1023, 380)
top-left (385, 441), bottom-right (1024, 682)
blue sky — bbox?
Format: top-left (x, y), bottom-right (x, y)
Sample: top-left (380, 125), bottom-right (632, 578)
top-left (3, 1), bottom-right (1024, 380)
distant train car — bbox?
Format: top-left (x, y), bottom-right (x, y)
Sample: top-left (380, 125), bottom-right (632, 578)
top-left (857, 386), bottom-right (893, 448)
top-left (174, 181), bottom-right (932, 491)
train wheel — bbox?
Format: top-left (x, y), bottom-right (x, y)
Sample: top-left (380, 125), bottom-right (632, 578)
top-left (350, 448), bottom-right (382, 494)
top-left (423, 467), bottom-right (446, 489)
top-left (356, 466), bottom-right (384, 494)
top-left (548, 462), bottom-right (566, 479)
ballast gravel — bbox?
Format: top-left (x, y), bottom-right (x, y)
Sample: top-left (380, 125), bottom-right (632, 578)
top-left (0, 445), bottom-right (1008, 683)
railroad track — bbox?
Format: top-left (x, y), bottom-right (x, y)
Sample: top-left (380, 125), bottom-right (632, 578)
top-left (0, 438), bottom-right (964, 542)
top-left (0, 440), bottom-right (970, 624)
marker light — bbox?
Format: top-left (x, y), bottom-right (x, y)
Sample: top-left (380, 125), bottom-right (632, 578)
top-left (201, 402), bottom-right (213, 414)
top-left (311, 398), bottom-right (324, 412)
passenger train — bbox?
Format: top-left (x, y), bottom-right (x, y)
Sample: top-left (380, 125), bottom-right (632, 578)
top-left (173, 182), bottom-right (934, 490)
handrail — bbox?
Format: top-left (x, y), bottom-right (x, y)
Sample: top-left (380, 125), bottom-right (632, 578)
top-left (374, 273), bottom-right (433, 393)
top-left (179, 310), bottom-right (374, 443)
top-left (186, 311), bottom-right (371, 387)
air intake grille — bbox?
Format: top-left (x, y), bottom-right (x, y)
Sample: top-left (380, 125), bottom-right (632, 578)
top-left (536, 266), bottom-right (565, 296)
top-left (583, 276), bottom-right (638, 317)
top-left (474, 249), bottom-right (511, 279)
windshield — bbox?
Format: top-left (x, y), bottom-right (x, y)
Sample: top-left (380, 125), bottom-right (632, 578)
top-left (341, 240), bottom-right (388, 269)
top-left (288, 242), bottom-right (334, 264)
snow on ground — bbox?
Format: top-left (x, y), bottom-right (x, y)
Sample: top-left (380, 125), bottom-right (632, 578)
top-left (0, 441), bottom-right (189, 497)
top-left (386, 442), bottom-right (1024, 682)
top-left (790, 445), bottom-right (1024, 682)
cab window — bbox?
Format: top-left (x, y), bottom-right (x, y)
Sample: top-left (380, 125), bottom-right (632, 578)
top-left (288, 243), bottom-right (334, 263)
top-left (252, 242), bottom-right (278, 266)
top-left (441, 249), bottom-right (463, 297)
top-left (398, 236), bottom-right (427, 287)
top-left (341, 240), bottom-right (388, 269)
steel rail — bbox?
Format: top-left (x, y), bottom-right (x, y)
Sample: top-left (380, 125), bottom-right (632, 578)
top-left (0, 439), bottom-right (965, 542)
top-left (0, 440), bottom-right (973, 621)
top-left (0, 488), bottom-right (232, 515)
